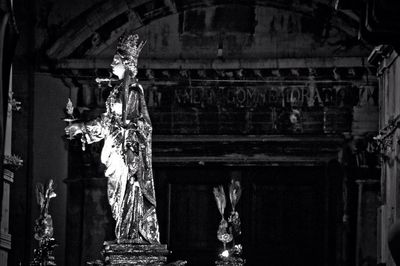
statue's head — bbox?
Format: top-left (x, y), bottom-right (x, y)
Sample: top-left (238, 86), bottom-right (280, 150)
top-left (112, 34), bottom-right (146, 78)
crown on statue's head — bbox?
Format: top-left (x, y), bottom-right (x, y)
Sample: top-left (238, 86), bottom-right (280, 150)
top-left (115, 34), bottom-right (146, 76)
top-left (117, 34), bottom-right (146, 59)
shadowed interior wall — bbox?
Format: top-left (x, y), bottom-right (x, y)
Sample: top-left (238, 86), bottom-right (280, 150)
top-left (7, 1), bottom-right (382, 266)
top-left (32, 73), bottom-right (69, 265)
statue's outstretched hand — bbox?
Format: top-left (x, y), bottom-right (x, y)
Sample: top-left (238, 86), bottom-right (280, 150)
top-left (65, 123), bottom-right (83, 138)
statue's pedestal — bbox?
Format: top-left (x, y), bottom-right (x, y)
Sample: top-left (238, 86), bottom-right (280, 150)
top-left (102, 242), bottom-right (169, 265)
top-left (215, 257), bottom-right (245, 266)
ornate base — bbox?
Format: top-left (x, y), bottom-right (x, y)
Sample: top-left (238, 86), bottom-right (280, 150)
top-left (102, 242), bottom-right (169, 265)
top-left (215, 257), bottom-right (245, 266)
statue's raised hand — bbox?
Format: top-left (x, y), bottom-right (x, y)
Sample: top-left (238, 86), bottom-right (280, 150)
top-left (64, 123), bottom-right (83, 138)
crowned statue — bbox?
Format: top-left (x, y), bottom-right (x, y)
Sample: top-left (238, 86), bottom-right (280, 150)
top-left (65, 34), bottom-right (160, 244)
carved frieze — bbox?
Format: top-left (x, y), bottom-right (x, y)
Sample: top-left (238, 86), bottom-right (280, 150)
top-left (58, 64), bottom-right (377, 135)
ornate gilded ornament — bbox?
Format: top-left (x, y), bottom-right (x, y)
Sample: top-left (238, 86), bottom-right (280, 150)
top-left (63, 98), bottom-right (78, 141)
top-left (373, 114), bottom-right (400, 163)
top-left (30, 179), bottom-right (57, 266)
top-left (228, 179), bottom-right (242, 238)
top-left (116, 34), bottom-right (146, 77)
top-left (213, 185), bottom-right (233, 248)
top-left (3, 154), bottom-right (23, 171)
top-left (213, 179), bottom-right (245, 265)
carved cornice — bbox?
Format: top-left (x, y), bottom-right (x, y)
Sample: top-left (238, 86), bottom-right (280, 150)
top-left (52, 57), bottom-right (377, 86)
top-left (67, 134), bottom-right (344, 168)
top-left (367, 45), bottom-right (394, 68)
top-left (56, 57), bottom-right (371, 70)
top-left (152, 134), bottom-right (343, 166)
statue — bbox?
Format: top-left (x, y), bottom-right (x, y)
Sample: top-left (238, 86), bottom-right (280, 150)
top-left (65, 34), bottom-right (160, 244)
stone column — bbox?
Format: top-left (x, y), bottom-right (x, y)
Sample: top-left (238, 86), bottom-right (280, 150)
top-left (0, 66), bottom-right (15, 266)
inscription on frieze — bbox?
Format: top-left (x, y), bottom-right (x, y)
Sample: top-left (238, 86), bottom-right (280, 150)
top-left (143, 84), bottom-right (376, 135)
top-left (81, 82), bottom-right (377, 135)
top-left (170, 85), bottom-right (358, 108)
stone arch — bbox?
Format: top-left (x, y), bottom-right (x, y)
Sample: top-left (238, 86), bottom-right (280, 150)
top-left (47, 0), bottom-right (362, 60)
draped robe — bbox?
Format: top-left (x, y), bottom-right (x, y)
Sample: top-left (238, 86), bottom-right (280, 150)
top-left (82, 82), bottom-right (160, 243)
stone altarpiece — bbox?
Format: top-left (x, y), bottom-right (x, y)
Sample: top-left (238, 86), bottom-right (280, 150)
top-left (60, 59), bottom-right (379, 265)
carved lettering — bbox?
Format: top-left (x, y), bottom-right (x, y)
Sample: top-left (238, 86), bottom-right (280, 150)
top-left (171, 85), bottom-right (360, 108)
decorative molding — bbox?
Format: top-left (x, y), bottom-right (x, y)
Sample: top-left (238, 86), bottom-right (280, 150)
top-left (152, 155), bottom-right (338, 166)
top-left (0, 232), bottom-right (11, 250)
top-left (152, 134), bottom-right (343, 143)
top-left (56, 57), bottom-right (374, 70)
top-left (151, 134), bottom-right (343, 166)
top-left (3, 169), bottom-right (14, 183)
top-left (52, 58), bottom-right (377, 91)
top-left (378, 48), bottom-right (399, 77)
top-left (367, 45), bottom-right (395, 70)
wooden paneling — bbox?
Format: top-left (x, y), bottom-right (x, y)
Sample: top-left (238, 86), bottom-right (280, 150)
top-left (244, 167), bottom-right (326, 266)
top-left (152, 135), bottom-right (343, 167)
top-left (155, 166), bottom-right (336, 266)
top-left (65, 132), bottom-right (343, 265)
top-left (155, 168), bottom-right (225, 265)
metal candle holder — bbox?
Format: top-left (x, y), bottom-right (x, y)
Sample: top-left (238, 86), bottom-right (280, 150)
top-left (213, 178), bottom-right (245, 266)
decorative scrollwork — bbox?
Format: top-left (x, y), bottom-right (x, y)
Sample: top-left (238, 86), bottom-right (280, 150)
top-left (373, 114), bottom-right (400, 163)
top-left (8, 91), bottom-right (21, 113)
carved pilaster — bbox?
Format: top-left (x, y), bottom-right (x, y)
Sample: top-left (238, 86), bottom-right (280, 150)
top-left (0, 169), bottom-right (14, 266)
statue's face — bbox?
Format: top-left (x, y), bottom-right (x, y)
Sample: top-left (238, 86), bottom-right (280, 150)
top-left (112, 102), bottom-right (123, 116)
top-left (111, 54), bottom-right (125, 79)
